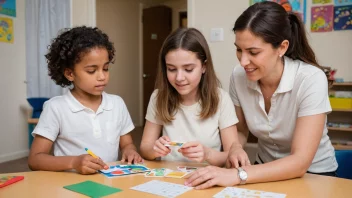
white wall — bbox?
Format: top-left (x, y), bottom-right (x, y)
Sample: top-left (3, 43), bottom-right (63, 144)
top-left (188, 0), bottom-right (352, 92)
top-left (306, 1), bottom-right (352, 81)
top-left (0, 0), bottom-right (29, 163)
top-left (71, 0), bottom-right (96, 27)
top-left (96, 0), bottom-right (141, 125)
top-left (95, 0), bottom-right (186, 126)
top-left (162, 0), bottom-right (187, 31)
top-left (0, 0), bottom-right (97, 163)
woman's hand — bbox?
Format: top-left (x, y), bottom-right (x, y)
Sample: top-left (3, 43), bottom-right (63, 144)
top-left (185, 166), bottom-right (240, 189)
top-left (153, 136), bottom-right (171, 157)
top-left (226, 143), bottom-right (251, 168)
top-left (178, 141), bottom-right (210, 163)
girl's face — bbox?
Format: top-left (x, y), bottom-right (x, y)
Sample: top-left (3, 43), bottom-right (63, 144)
top-left (235, 29), bottom-right (286, 82)
top-left (165, 49), bottom-right (205, 103)
top-left (65, 47), bottom-right (110, 97)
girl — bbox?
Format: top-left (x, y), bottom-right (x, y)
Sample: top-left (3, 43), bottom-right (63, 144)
top-left (186, 2), bottom-right (337, 189)
top-left (140, 28), bottom-right (249, 167)
top-left (28, 26), bottom-right (143, 175)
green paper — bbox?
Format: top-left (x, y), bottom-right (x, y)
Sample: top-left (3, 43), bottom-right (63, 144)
top-left (63, 180), bottom-right (122, 197)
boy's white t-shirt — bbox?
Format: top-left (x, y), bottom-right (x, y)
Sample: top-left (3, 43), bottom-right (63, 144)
top-left (229, 56), bottom-right (338, 173)
top-left (146, 88), bottom-right (239, 162)
top-left (32, 90), bottom-right (134, 163)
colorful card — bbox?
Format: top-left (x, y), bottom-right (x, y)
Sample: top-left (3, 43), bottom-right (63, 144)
top-left (164, 171), bottom-right (189, 178)
top-left (144, 168), bottom-right (173, 177)
top-left (165, 141), bottom-right (184, 147)
top-left (334, 5), bottom-right (352, 30)
top-left (313, 0), bottom-right (332, 4)
top-left (311, 5), bottom-right (334, 32)
top-left (131, 180), bottom-right (193, 197)
top-left (177, 166), bottom-right (199, 172)
top-left (213, 187), bottom-right (286, 198)
top-left (334, 0), bottom-right (352, 6)
top-left (0, 176), bottom-right (24, 188)
top-left (63, 180), bottom-right (122, 197)
top-left (99, 164), bottom-right (150, 178)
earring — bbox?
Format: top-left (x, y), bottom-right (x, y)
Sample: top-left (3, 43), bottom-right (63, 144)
top-left (279, 54), bottom-right (283, 58)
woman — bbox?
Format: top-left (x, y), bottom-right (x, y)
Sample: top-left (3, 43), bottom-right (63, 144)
top-left (185, 1), bottom-right (337, 189)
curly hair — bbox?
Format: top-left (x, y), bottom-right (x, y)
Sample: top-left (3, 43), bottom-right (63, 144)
top-left (45, 26), bottom-right (115, 87)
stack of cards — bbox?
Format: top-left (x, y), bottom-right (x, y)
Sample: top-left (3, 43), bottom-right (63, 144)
top-left (177, 166), bottom-right (198, 173)
top-left (145, 166), bottom-right (199, 178)
top-left (131, 180), bottom-right (193, 197)
top-left (145, 168), bottom-right (173, 177)
top-left (100, 164), bottom-right (150, 178)
top-left (213, 187), bottom-right (286, 198)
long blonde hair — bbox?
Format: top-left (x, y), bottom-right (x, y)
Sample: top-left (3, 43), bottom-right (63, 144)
top-left (155, 28), bottom-right (221, 123)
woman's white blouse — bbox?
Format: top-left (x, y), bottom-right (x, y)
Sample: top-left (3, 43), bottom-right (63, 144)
top-left (229, 56), bottom-right (337, 173)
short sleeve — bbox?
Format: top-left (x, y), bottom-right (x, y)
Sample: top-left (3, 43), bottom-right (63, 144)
top-left (145, 90), bottom-right (163, 125)
top-left (297, 71), bottom-right (332, 117)
top-left (229, 68), bottom-right (240, 107)
top-left (32, 100), bottom-right (60, 142)
top-left (219, 90), bottom-right (239, 129)
top-left (118, 98), bottom-right (135, 136)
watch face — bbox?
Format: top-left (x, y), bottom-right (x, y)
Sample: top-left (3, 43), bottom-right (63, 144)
top-left (239, 171), bottom-right (248, 180)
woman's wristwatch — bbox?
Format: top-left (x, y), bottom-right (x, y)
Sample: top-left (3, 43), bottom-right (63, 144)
top-left (236, 167), bottom-right (248, 184)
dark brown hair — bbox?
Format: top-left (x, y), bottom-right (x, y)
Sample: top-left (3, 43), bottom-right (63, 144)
top-left (155, 28), bottom-right (221, 123)
top-left (233, 1), bottom-right (330, 79)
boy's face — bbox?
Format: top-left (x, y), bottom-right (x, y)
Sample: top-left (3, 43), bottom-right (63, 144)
top-left (165, 48), bottom-right (205, 103)
top-left (65, 47), bottom-right (110, 97)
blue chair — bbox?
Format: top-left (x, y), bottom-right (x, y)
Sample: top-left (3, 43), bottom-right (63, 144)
top-left (335, 150), bottom-right (352, 180)
top-left (27, 97), bottom-right (49, 148)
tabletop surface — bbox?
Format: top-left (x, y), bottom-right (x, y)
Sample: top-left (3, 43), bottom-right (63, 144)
top-left (1, 160), bottom-right (351, 198)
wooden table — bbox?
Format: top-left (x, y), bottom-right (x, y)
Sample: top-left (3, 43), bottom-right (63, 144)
top-left (1, 161), bottom-right (352, 197)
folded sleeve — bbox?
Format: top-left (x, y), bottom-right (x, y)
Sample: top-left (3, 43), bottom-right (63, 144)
top-left (118, 98), bottom-right (135, 136)
top-left (297, 70), bottom-right (332, 117)
top-left (145, 90), bottom-right (163, 125)
top-left (219, 90), bottom-right (239, 130)
top-left (31, 101), bottom-right (60, 142)
top-left (229, 68), bottom-right (241, 107)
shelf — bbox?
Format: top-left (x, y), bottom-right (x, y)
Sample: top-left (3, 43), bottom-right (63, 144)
top-left (332, 82), bottom-right (352, 86)
top-left (332, 108), bottom-right (352, 112)
top-left (328, 127), bottom-right (352, 132)
top-left (333, 144), bottom-right (352, 150)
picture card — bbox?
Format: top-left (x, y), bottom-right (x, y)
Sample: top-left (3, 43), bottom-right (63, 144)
top-left (177, 166), bottom-right (199, 172)
top-left (213, 187), bottom-right (286, 198)
top-left (144, 168), bottom-right (173, 177)
top-left (165, 141), bottom-right (184, 147)
top-left (99, 164), bottom-right (150, 178)
top-left (131, 180), bottom-right (193, 197)
top-left (164, 171), bottom-right (189, 178)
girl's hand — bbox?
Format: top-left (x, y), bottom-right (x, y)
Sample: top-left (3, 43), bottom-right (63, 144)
top-left (121, 148), bottom-right (144, 164)
top-left (72, 154), bottom-right (108, 174)
top-left (153, 136), bottom-right (171, 158)
top-left (179, 141), bottom-right (210, 163)
top-left (226, 143), bottom-right (251, 168)
top-left (185, 166), bottom-right (240, 189)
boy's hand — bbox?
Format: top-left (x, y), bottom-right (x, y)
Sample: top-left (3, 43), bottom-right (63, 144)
top-left (72, 154), bottom-right (108, 174)
top-left (121, 148), bottom-right (144, 164)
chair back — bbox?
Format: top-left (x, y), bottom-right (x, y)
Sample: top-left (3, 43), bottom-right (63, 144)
top-left (335, 150), bottom-right (352, 180)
